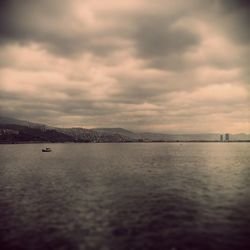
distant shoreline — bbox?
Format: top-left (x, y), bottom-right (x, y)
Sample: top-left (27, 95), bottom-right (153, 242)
top-left (1, 117), bottom-right (250, 143)
top-left (1, 141), bottom-right (250, 145)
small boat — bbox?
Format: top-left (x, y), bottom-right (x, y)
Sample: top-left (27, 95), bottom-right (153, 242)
top-left (42, 147), bottom-right (52, 152)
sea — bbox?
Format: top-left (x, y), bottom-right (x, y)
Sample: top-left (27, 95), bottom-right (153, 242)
top-left (0, 143), bottom-right (250, 250)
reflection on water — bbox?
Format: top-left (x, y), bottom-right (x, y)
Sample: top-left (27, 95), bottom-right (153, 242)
top-left (0, 143), bottom-right (250, 250)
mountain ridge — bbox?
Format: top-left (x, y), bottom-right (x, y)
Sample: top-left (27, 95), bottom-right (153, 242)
top-left (0, 116), bottom-right (249, 143)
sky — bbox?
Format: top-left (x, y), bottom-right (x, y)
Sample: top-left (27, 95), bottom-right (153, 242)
top-left (0, 0), bottom-right (249, 133)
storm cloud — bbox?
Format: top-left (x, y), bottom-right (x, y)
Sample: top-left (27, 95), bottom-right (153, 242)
top-left (0, 0), bottom-right (249, 133)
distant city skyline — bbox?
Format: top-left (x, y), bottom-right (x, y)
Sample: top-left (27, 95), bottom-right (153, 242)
top-left (220, 133), bottom-right (230, 142)
top-left (0, 0), bottom-right (249, 133)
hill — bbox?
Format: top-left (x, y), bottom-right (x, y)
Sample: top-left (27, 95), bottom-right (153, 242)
top-left (0, 116), bottom-right (249, 143)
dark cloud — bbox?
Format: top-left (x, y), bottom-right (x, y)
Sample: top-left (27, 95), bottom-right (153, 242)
top-left (133, 15), bottom-right (200, 69)
top-left (0, 0), bottom-right (68, 41)
top-left (0, 0), bottom-right (121, 57)
top-left (219, 0), bottom-right (250, 12)
top-left (0, 0), bottom-right (90, 57)
top-left (210, 0), bottom-right (250, 44)
top-left (0, 0), bottom-right (200, 62)
top-left (0, 0), bottom-right (248, 58)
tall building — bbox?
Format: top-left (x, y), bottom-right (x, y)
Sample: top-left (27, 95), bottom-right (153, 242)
top-left (225, 133), bottom-right (230, 142)
top-left (220, 134), bottom-right (223, 142)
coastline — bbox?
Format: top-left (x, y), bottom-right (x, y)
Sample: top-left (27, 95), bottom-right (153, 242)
top-left (1, 140), bottom-right (250, 145)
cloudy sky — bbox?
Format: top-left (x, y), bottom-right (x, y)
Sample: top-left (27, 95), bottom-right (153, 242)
top-left (0, 0), bottom-right (249, 133)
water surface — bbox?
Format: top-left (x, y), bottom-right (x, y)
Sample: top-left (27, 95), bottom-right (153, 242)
top-left (0, 143), bottom-right (250, 250)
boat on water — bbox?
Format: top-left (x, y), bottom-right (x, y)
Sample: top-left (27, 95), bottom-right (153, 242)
top-left (42, 147), bottom-right (52, 152)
